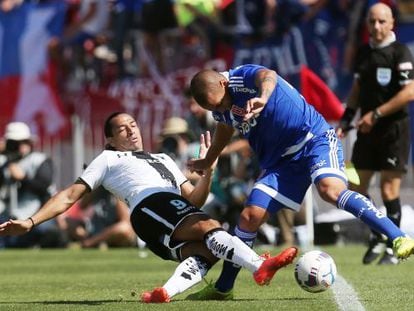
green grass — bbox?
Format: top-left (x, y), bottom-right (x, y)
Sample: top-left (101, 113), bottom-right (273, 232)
top-left (0, 245), bottom-right (413, 310)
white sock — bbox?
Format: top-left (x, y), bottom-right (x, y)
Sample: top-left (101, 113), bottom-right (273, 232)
top-left (163, 256), bottom-right (211, 298)
top-left (205, 229), bottom-right (263, 273)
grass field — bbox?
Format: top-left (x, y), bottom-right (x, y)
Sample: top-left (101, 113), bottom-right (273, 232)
top-left (0, 244), bottom-right (413, 311)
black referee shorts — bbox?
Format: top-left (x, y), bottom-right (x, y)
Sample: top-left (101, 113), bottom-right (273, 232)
top-left (352, 118), bottom-right (409, 172)
top-left (130, 192), bottom-right (208, 261)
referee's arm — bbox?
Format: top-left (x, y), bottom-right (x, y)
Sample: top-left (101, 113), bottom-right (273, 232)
top-left (375, 81), bottom-right (414, 117)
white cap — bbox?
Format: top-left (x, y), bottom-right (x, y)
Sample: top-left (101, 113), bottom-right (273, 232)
top-left (161, 117), bottom-right (189, 136)
top-left (4, 122), bottom-right (32, 141)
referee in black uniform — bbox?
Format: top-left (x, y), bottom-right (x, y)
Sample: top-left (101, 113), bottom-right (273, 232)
top-left (337, 3), bottom-right (414, 265)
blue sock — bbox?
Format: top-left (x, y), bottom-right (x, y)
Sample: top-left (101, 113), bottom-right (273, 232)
top-left (215, 226), bottom-right (257, 293)
top-left (337, 190), bottom-right (404, 241)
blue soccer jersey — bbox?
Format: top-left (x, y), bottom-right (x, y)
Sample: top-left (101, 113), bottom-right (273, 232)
top-left (213, 64), bottom-right (331, 170)
top-left (213, 64), bottom-right (347, 211)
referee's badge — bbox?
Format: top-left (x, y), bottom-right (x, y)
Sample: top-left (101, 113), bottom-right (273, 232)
top-left (377, 67), bottom-right (392, 86)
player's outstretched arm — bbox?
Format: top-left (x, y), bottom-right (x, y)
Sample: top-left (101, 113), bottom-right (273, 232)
top-left (0, 183), bottom-right (88, 236)
top-left (357, 82), bottom-right (414, 134)
top-left (187, 122), bottom-right (234, 172)
top-left (182, 131), bottom-right (217, 208)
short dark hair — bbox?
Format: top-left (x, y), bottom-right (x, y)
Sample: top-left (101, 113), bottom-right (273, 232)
top-left (190, 70), bottom-right (211, 108)
top-left (104, 112), bottom-right (124, 138)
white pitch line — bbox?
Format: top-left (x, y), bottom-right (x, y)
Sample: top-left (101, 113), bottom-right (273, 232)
top-left (332, 274), bottom-right (365, 311)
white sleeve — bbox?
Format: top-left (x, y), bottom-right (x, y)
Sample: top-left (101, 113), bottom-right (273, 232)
top-left (79, 152), bottom-right (108, 191)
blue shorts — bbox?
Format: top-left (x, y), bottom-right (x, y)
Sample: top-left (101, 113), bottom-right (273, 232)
top-left (246, 130), bottom-right (347, 213)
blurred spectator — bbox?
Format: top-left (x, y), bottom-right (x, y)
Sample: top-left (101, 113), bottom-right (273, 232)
top-left (110, 0), bottom-right (143, 79)
top-left (158, 117), bottom-right (198, 177)
top-left (63, 186), bottom-right (137, 248)
top-left (0, 122), bottom-right (65, 248)
top-left (64, 0), bottom-right (110, 45)
top-left (184, 88), bottom-right (216, 142)
top-left (273, 202), bottom-right (306, 247)
top-left (140, 0), bottom-right (180, 74)
top-left (62, 0), bottom-right (111, 83)
top-left (174, 0), bottom-right (220, 67)
top-left (0, 0), bottom-right (23, 12)
top-left (219, 0), bottom-right (276, 42)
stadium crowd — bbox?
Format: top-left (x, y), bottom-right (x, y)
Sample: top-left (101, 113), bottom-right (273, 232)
top-left (1, 0), bottom-right (414, 255)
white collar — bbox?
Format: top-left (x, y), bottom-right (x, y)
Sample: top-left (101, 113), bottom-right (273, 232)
top-left (369, 31), bottom-right (396, 49)
top-left (220, 71), bottom-right (229, 81)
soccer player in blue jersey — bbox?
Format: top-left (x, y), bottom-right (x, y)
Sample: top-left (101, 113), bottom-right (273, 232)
top-left (187, 64), bottom-right (414, 300)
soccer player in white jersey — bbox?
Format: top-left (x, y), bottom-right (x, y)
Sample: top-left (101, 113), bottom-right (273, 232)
top-left (187, 64), bottom-right (414, 300)
top-left (0, 112), bottom-right (297, 303)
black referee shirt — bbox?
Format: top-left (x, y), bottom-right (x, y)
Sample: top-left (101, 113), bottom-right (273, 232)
top-left (355, 40), bottom-right (414, 121)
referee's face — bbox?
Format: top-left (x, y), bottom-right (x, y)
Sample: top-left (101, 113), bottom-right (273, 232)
top-left (367, 4), bottom-right (394, 45)
top-left (107, 113), bottom-right (143, 152)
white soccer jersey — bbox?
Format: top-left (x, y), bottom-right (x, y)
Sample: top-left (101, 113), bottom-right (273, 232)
top-left (79, 150), bottom-right (188, 210)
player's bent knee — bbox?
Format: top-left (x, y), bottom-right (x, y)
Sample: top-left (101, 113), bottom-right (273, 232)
top-left (317, 180), bottom-right (347, 205)
top-left (173, 214), bottom-right (220, 240)
top-left (239, 207), bottom-right (266, 231)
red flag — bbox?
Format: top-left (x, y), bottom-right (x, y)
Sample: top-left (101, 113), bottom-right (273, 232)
top-left (300, 65), bottom-right (344, 121)
top-left (0, 3), bottom-right (68, 139)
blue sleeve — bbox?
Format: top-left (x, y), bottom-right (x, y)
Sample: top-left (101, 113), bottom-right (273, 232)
top-left (230, 64), bottom-right (266, 88)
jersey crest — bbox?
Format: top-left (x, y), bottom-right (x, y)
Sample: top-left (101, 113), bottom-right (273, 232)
top-left (376, 67), bottom-right (392, 86)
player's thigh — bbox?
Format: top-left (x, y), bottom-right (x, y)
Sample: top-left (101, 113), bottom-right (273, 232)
top-left (130, 192), bottom-right (209, 260)
top-left (247, 166), bottom-right (309, 214)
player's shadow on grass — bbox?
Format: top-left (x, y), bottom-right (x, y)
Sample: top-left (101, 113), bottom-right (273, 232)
top-left (175, 297), bottom-right (322, 302)
top-left (0, 299), bottom-right (138, 306)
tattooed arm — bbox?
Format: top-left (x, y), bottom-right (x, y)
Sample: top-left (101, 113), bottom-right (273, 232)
top-left (244, 68), bottom-right (277, 121)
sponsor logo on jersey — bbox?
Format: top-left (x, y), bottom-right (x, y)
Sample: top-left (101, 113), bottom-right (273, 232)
top-left (310, 159), bottom-right (327, 172)
top-left (398, 61), bottom-right (413, 71)
top-left (229, 76), bottom-right (256, 94)
top-left (236, 117), bottom-right (258, 135)
top-left (229, 109), bottom-right (259, 135)
top-left (376, 67), bottom-right (392, 86)
top-left (231, 86), bottom-right (256, 94)
top-left (231, 105), bottom-right (246, 116)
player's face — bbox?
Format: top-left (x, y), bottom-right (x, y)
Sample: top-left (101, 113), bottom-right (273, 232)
top-left (203, 83), bottom-right (232, 113)
top-left (107, 114), bottom-right (143, 152)
top-left (367, 5), bottom-right (394, 44)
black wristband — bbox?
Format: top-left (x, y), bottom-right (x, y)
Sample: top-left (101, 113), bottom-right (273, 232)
top-left (28, 217), bottom-right (35, 231)
top-left (341, 107), bottom-right (356, 124)
top-left (339, 107), bottom-right (356, 132)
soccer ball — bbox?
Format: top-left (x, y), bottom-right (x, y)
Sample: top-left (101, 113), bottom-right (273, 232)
top-left (294, 250), bottom-right (337, 293)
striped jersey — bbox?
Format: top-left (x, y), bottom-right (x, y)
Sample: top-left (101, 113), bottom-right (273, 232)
top-left (79, 150), bottom-right (187, 210)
